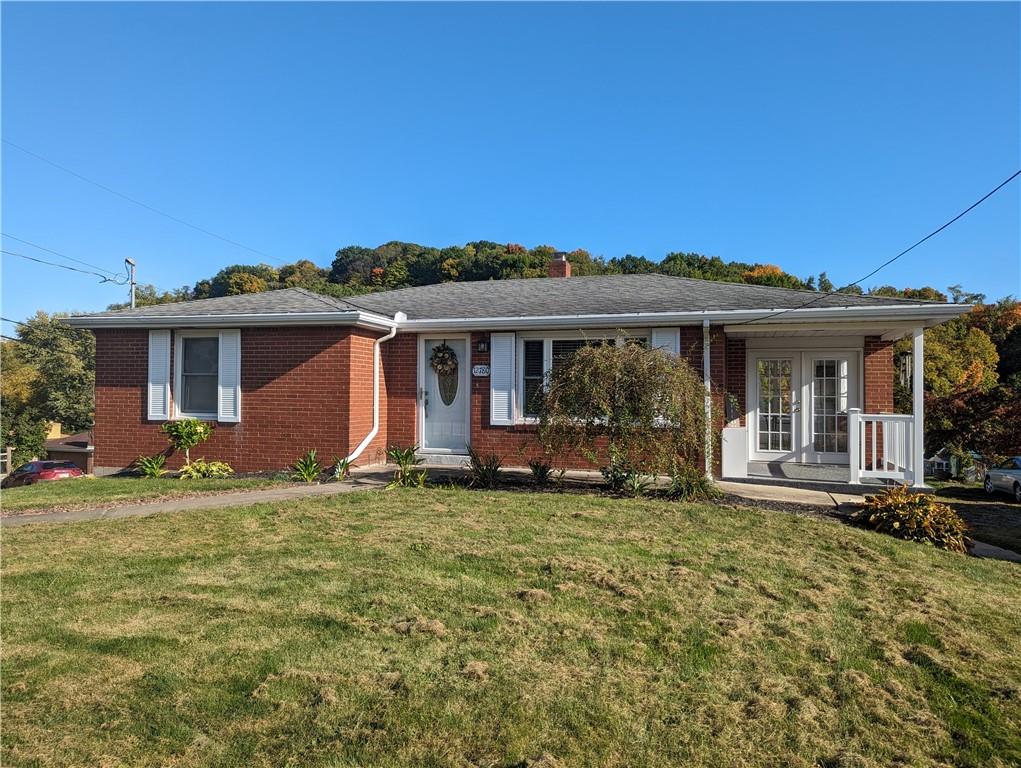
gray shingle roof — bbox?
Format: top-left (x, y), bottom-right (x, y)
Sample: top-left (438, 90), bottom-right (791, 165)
top-left (75, 287), bottom-right (359, 319)
top-left (70, 275), bottom-right (936, 326)
top-left (343, 274), bottom-right (920, 320)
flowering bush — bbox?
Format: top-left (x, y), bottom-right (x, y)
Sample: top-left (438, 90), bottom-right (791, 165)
top-left (857, 485), bottom-right (969, 553)
top-left (160, 419), bottom-right (214, 464)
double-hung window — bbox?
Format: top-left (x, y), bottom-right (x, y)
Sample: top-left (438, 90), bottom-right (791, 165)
top-left (177, 332), bottom-right (220, 418)
top-left (517, 331), bottom-right (649, 420)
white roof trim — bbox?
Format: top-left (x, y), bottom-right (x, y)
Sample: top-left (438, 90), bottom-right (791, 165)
top-left (67, 301), bottom-right (969, 332)
top-left (67, 310), bottom-right (397, 331)
top-left (397, 303), bottom-right (972, 332)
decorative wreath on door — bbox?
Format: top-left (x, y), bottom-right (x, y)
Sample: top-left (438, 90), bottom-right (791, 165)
top-left (430, 342), bottom-right (459, 406)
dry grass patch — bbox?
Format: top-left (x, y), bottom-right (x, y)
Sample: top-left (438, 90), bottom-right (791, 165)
top-left (2, 488), bottom-right (1020, 767)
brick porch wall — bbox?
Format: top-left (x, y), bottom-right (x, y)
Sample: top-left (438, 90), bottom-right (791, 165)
top-left (862, 335), bottom-right (895, 469)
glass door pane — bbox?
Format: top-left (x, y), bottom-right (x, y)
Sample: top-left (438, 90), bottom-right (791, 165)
top-left (810, 358), bottom-right (848, 454)
top-left (757, 359), bottom-right (792, 452)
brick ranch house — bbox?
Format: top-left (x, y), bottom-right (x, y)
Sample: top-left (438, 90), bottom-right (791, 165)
top-left (68, 256), bottom-right (969, 487)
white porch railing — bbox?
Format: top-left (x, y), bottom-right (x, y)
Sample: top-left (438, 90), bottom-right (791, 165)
top-left (848, 408), bottom-right (916, 484)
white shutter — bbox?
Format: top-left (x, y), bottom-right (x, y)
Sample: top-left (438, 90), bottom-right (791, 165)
top-left (217, 329), bottom-right (242, 422)
top-left (147, 329), bottom-right (171, 420)
top-left (651, 327), bottom-right (680, 356)
top-left (489, 332), bottom-right (516, 426)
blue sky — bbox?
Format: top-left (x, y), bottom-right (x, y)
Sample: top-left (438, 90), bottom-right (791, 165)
top-left (2, 2), bottom-right (1019, 332)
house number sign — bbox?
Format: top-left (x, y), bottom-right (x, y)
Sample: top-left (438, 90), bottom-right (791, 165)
top-left (472, 364), bottom-right (490, 377)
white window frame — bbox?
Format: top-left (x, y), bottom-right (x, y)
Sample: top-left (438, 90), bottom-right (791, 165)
top-left (173, 329), bottom-right (221, 420)
top-left (514, 329), bottom-right (650, 423)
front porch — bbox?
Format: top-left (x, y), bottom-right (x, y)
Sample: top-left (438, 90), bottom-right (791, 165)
top-left (720, 323), bottom-right (927, 490)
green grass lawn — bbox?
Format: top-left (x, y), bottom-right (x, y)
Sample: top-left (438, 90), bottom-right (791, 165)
top-left (3, 489), bottom-right (1020, 767)
top-left (1, 476), bottom-right (288, 514)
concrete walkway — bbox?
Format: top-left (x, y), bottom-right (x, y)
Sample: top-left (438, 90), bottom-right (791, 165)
top-left (0, 471), bottom-right (391, 528)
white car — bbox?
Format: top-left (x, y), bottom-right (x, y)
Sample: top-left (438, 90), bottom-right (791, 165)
top-left (984, 457), bottom-right (1021, 503)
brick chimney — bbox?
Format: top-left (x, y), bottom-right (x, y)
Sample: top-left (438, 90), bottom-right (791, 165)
top-left (549, 252), bottom-right (571, 278)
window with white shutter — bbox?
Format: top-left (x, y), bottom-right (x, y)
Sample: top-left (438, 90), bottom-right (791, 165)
top-left (147, 329), bottom-right (171, 421)
top-left (651, 328), bottom-right (680, 356)
top-left (217, 329), bottom-right (242, 422)
top-left (489, 332), bottom-right (515, 425)
top-left (172, 329), bottom-right (241, 421)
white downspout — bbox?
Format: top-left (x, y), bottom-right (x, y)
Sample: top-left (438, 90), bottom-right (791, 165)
top-left (703, 319), bottom-right (713, 480)
top-left (344, 312), bottom-right (404, 464)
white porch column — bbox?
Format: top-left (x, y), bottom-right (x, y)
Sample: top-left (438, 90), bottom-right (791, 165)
top-left (703, 319), bottom-right (712, 480)
top-left (912, 326), bottom-right (926, 487)
top-left (848, 408), bottom-right (862, 484)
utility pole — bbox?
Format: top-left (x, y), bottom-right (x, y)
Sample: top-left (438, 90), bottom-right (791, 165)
top-left (125, 258), bottom-right (137, 308)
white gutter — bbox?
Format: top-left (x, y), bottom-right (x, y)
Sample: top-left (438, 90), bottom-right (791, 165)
top-left (65, 310), bottom-right (397, 331)
top-left (343, 312), bottom-right (404, 465)
top-left (703, 319), bottom-right (712, 480)
top-left (66, 302), bottom-right (970, 333)
top-left (395, 303), bottom-right (972, 332)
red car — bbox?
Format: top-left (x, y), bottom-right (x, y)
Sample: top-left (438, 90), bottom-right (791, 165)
top-left (1, 460), bottom-right (84, 488)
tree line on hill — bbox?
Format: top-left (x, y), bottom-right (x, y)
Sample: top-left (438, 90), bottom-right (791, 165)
top-left (1, 241), bottom-right (1017, 470)
top-left (107, 240), bottom-right (963, 310)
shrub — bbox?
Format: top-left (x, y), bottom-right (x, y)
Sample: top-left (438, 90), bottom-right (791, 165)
top-left (857, 485), bottom-right (970, 553)
top-left (466, 447), bottom-right (502, 489)
top-left (600, 448), bottom-right (637, 493)
top-left (528, 459), bottom-right (553, 487)
top-left (332, 456), bottom-right (355, 481)
top-left (386, 445), bottom-right (427, 489)
top-left (290, 450), bottom-right (324, 483)
top-left (179, 458), bottom-right (234, 479)
top-left (160, 419), bottom-right (214, 464)
top-left (538, 341), bottom-right (709, 480)
top-left (667, 463), bottom-right (723, 501)
top-left (623, 472), bottom-right (654, 498)
top-left (135, 453), bottom-right (168, 479)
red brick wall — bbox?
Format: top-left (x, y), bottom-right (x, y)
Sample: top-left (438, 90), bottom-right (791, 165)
top-left (863, 336), bottom-right (894, 413)
top-left (862, 335), bottom-right (895, 469)
top-left (724, 336), bottom-right (746, 427)
top-left (94, 327), bottom-right (365, 473)
top-left (94, 326), bottom-right (897, 476)
top-left (382, 333), bottom-right (417, 452)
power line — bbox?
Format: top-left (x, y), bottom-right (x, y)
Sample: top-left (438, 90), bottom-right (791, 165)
top-left (0, 233), bottom-right (121, 277)
top-left (735, 168), bottom-right (1021, 325)
top-left (1, 316), bottom-right (27, 327)
top-left (4, 138), bottom-right (283, 264)
top-left (2, 249), bottom-right (128, 284)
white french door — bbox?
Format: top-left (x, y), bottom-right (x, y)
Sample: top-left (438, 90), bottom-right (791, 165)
top-left (749, 350), bottom-right (860, 464)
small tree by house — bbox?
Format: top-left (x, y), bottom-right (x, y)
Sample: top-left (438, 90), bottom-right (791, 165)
top-left (537, 341), bottom-right (711, 489)
top-left (160, 419), bottom-right (214, 465)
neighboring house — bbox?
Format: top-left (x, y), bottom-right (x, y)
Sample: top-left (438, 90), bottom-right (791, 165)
top-left (43, 430), bottom-right (95, 474)
top-left (68, 256), bottom-right (969, 486)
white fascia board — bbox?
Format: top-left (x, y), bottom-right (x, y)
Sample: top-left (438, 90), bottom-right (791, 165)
top-left (398, 303), bottom-right (973, 332)
top-left (66, 310), bottom-right (396, 331)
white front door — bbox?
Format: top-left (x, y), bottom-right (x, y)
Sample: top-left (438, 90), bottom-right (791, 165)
top-left (749, 350), bottom-right (860, 464)
top-left (420, 337), bottom-right (470, 453)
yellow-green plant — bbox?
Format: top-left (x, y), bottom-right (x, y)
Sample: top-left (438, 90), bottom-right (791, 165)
top-left (857, 485), bottom-right (969, 553)
top-left (179, 458), bottom-right (234, 479)
top-left (290, 450), bottom-right (323, 483)
top-left (386, 445), bottom-right (427, 489)
top-left (135, 453), bottom-right (168, 478)
top-left (160, 419), bottom-right (214, 464)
